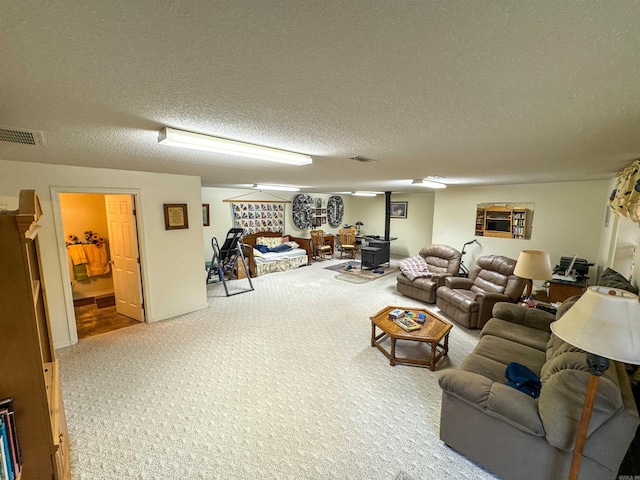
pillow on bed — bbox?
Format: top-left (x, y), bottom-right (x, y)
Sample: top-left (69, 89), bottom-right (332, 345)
top-left (283, 241), bottom-right (299, 249)
top-left (256, 236), bottom-right (283, 249)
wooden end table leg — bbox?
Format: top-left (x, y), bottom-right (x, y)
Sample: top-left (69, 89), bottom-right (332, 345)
top-left (390, 338), bottom-right (397, 366)
top-left (443, 332), bottom-right (450, 357)
top-left (371, 322), bottom-right (375, 347)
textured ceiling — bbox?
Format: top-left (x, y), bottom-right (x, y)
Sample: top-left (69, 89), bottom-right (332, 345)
top-left (1, 1), bottom-right (639, 192)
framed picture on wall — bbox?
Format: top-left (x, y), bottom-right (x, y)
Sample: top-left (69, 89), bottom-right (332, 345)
top-left (164, 204), bottom-right (189, 230)
top-left (202, 204), bottom-right (210, 226)
top-left (390, 202), bottom-right (408, 219)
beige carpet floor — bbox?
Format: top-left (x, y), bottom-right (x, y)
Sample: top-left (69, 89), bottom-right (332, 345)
top-left (57, 257), bottom-right (498, 480)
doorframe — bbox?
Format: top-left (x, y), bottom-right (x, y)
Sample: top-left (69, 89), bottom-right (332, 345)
top-left (50, 186), bottom-right (149, 345)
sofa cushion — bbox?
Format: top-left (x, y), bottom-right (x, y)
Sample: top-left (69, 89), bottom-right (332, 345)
top-left (437, 287), bottom-right (478, 313)
top-left (468, 335), bottom-right (547, 376)
top-left (439, 370), bottom-right (545, 436)
top-left (482, 318), bottom-right (550, 352)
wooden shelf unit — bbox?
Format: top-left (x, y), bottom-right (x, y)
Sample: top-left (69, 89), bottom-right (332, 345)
top-left (0, 190), bottom-right (70, 480)
top-left (480, 206), bottom-right (531, 239)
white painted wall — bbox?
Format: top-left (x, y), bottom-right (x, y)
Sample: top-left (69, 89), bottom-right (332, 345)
top-left (346, 193), bottom-right (436, 258)
top-left (0, 159), bottom-right (208, 349)
top-left (432, 180), bottom-right (610, 288)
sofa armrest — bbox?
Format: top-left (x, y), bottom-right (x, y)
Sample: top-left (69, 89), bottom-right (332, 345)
top-left (444, 276), bottom-right (474, 289)
top-left (289, 236), bottom-right (312, 265)
top-left (492, 302), bottom-right (555, 332)
top-left (430, 272), bottom-right (453, 288)
top-left (439, 370), bottom-right (545, 436)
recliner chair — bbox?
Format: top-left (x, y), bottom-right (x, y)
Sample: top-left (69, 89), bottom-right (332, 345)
top-left (396, 244), bottom-right (462, 304)
top-left (436, 255), bottom-right (526, 329)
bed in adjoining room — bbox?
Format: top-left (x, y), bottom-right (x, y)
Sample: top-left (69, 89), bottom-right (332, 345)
top-left (242, 231), bottom-right (312, 277)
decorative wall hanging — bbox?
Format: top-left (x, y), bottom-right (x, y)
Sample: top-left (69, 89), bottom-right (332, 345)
top-left (202, 204), bottom-right (210, 226)
top-left (609, 159), bottom-right (640, 223)
top-left (390, 202), bottom-right (408, 219)
top-left (292, 194), bottom-right (314, 229)
top-left (231, 202), bottom-right (285, 234)
top-left (223, 191), bottom-right (290, 235)
top-left (327, 195), bottom-right (344, 227)
top-left (164, 204), bottom-right (189, 230)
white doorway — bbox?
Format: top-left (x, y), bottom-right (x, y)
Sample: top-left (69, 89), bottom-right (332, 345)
top-left (53, 188), bottom-right (146, 343)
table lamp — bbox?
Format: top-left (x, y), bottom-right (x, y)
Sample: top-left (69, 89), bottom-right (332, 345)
top-left (550, 286), bottom-right (640, 480)
top-left (513, 250), bottom-right (554, 299)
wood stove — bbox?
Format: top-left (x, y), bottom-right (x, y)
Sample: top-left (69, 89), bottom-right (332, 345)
top-left (361, 239), bottom-right (390, 269)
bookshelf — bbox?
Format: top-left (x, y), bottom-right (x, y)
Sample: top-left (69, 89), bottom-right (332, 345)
top-left (475, 208), bottom-right (485, 235)
top-left (0, 190), bottom-right (70, 480)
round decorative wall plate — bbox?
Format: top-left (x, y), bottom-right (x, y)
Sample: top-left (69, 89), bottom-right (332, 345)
top-left (327, 195), bottom-right (344, 227)
top-left (292, 194), bottom-right (314, 229)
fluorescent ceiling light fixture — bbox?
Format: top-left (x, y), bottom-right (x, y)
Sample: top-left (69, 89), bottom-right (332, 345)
top-left (352, 191), bottom-right (380, 197)
top-left (253, 184), bottom-right (300, 192)
top-left (412, 178), bottom-right (447, 189)
top-left (159, 127), bottom-right (312, 166)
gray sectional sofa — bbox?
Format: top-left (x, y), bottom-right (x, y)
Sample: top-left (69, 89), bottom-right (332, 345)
top-left (438, 301), bottom-right (639, 480)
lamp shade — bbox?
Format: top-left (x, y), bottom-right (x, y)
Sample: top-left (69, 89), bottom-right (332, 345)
top-left (514, 250), bottom-right (553, 280)
top-left (550, 286), bottom-right (640, 364)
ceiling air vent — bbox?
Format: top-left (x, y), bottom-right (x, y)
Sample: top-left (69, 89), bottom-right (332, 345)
top-left (0, 126), bottom-right (44, 146)
top-left (349, 156), bottom-right (375, 163)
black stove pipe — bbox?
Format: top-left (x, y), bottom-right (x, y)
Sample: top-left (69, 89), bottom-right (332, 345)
top-left (384, 191), bottom-right (391, 240)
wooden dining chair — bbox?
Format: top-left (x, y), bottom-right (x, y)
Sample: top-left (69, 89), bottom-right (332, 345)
top-left (310, 230), bottom-right (332, 261)
top-left (338, 228), bottom-right (356, 259)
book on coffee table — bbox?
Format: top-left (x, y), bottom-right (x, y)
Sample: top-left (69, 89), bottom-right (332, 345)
top-left (393, 317), bottom-right (421, 332)
top-left (405, 311), bottom-right (427, 324)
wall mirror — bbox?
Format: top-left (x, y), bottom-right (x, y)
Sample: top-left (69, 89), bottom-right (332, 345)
top-left (475, 202), bottom-right (535, 239)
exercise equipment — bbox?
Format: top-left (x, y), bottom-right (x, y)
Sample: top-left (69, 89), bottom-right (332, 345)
top-left (206, 228), bottom-right (254, 296)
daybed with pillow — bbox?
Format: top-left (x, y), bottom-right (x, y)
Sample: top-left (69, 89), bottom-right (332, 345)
top-left (396, 245), bottom-right (462, 304)
top-left (242, 231), bottom-right (312, 277)
top-left (438, 300), bottom-right (639, 480)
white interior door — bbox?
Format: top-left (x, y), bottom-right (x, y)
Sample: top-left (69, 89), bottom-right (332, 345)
top-left (105, 194), bottom-right (144, 321)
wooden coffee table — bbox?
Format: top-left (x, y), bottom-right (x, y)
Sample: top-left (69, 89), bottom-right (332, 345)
top-left (370, 306), bottom-right (452, 370)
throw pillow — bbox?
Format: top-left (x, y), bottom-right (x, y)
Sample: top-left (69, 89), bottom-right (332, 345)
top-left (256, 236), bottom-right (283, 249)
top-left (283, 241), bottom-right (300, 249)
top-left (398, 255), bottom-right (432, 281)
top-left (600, 267), bottom-right (639, 294)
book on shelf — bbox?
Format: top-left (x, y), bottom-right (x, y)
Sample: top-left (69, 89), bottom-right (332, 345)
top-left (0, 398), bottom-right (20, 480)
top-left (393, 317), bottom-right (421, 331)
top-left (0, 424), bottom-right (9, 480)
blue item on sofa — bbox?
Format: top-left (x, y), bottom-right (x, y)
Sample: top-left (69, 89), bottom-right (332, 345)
top-left (254, 244), bottom-right (270, 254)
top-left (505, 362), bottom-right (542, 398)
